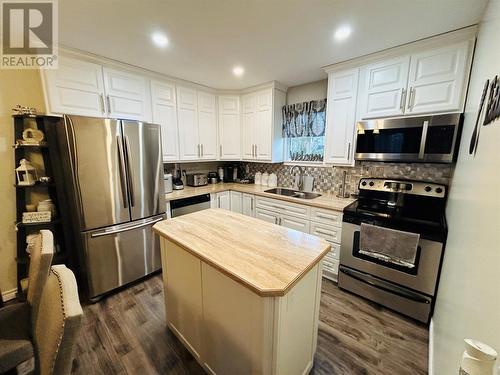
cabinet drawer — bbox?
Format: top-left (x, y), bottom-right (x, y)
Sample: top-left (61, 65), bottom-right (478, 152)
top-left (255, 197), bottom-right (310, 219)
top-left (280, 214), bottom-right (310, 234)
top-left (324, 242), bottom-right (340, 261)
top-left (310, 222), bottom-right (342, 244)
top-left (323, 259), bottom-right (339, 281)
top-left (310, 207), bottom-right (342, 227)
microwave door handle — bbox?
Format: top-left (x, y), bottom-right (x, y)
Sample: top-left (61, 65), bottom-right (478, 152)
top-left (418, 120), bottom-right (429, 159)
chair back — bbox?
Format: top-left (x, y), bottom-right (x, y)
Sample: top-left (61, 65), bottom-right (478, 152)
top-left (34, 265), bottom-right (83, 375)
top-left (27, 229), bottom-right (54, 323)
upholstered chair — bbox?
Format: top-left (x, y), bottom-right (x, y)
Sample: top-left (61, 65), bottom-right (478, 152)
top-left (34, 265), bottom-right (83, 375)
top-left (0, 230), bottom-right (54, 374)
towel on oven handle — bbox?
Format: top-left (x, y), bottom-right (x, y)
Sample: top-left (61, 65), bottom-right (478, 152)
top-left (359, 223), bottom-right (420, 268)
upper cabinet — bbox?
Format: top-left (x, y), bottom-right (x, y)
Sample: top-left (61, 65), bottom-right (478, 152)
top-left (405, 41), bottom-right (470, 115)
top-left (43, 55), bottom-right (151, 121)
top-left (242, 87), bottom-right (286, 162)
top-left (218, 96), bottom-right (241, 160)
top-left (324, 69), bottom-right (359, 166)
top-left (358, 56), bottom-right (410, 119)
top-left (42, 56), bottom-right (106, 117)
top-left (176, 86), bottom-right (217, 161)
top-left (151, 80), bottom-right (179, 161)
top-left (358, 40), bottom-right (473, 119)
top-left (102, 68), bottom-right (152, 122)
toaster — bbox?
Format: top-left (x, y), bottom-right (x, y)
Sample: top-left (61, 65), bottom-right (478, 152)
top-left (186, 173), bottom-right (208, 187)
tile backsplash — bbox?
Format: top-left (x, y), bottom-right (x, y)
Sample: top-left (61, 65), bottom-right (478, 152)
top-left (163, 161), bottom-right (453, 196)
top-left (242, 162), bottom-right (453, 196)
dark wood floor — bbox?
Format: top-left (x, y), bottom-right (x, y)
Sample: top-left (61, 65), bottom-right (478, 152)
top-left (71, 275), bottom-right (428, 375)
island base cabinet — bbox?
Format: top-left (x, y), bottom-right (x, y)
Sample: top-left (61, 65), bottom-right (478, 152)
top-left (160, 238), bottom-right (323, 375)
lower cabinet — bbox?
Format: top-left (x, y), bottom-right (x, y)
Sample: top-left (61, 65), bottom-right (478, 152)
top-left (230, 191), bottom-right (242, 214)
top-left (213, 191), bottom-right (230, 210)
top-left (255, 208), bottom-right (279, 224)
top-left (242, 193), bottom-right (256, 217)
top-left (280, 214), bottom-right (310, 233)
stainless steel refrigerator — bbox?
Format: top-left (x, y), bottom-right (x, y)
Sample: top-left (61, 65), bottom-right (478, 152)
top-left (58, 115), bottom-right (165, 300)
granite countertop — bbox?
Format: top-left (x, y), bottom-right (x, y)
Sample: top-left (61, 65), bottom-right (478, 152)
top-left (153, 208), bottom-right (331, 297)
top-left (165, 183), bottom-right (354, 212)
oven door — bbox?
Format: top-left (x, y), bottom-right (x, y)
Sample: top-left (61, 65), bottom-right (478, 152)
top-left (354, 113), bottom-right (461, 163)
top-left (340, 222), bottom-right (443, 296)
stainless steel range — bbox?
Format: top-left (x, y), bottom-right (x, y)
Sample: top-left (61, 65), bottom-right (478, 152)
top-left (338, 178), bottom-right (447, 323)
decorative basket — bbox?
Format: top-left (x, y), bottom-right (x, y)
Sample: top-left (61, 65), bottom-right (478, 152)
top-left (22, 211), bottom-right (51, 224)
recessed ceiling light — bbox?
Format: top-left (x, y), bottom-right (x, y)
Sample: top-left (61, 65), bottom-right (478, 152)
top-left (151, 32), bottom-right (169, 48)
top-left (334, 25), bottom-right (352, 41)
top-left (232, 66), bottom-right (245, 77)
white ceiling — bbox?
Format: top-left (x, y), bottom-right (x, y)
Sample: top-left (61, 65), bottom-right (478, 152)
top-left (59, 0), bottom-right (487, 90)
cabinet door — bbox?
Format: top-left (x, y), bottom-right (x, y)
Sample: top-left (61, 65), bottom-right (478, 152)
top-left (324, 69), bottom-right (359, 165)
top-left (255, 208), bottom-right (279, 225)
top-left (256, 108), bottom-right (272, 161)
top-left (359, 55), bottom-right (410, 119)
top-left (102, 67), bottom-right (152, 121)
top-left (177, 86), bottom-right (199, 160)
top-left (242, 94), bottom-right (256, 160)
top-left (406, 41), bottom-right (470, 115)
top-left (242, 194), bottom-right (255, 217)
top-left (151, 80), bottom-right (179, 161)
top-left (198, 91), bottom-right (217, 160)
top-left (216, 191), bottom-right (231, 210)
top-left (280, 214), bottom-right (310, 234)
top-left (230, 191), bottom-right (242, 214)
top-left (219, 96), bottom-right (241, 160)
top-left (43, 56), bottom-right (106, 117)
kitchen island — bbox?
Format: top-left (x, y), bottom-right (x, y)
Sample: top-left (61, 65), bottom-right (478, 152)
top-left (153, 208), bottom-right (331, 375)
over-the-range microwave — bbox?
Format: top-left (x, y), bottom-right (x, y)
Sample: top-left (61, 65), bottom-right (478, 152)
top-left (354, 113), bottom-right (463, 163)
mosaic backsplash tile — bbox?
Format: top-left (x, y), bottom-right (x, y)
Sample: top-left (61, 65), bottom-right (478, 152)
top-left (241, 162), bottom-right (453, 196)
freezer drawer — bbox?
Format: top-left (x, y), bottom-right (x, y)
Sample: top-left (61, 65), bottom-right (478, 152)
top-left (83, 215), bottom-right (164, 299)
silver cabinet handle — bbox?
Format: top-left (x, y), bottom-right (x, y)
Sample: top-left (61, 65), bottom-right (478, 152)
top-left (100, 94), bottom-right (106, 114)
top-left (251, 197), bottom-right (253, 211)
top-left (279, 217), bottom-right (282, 225)
top-left (347, 142), bottom-right (351, 161)
top-left (106, 95), bottom-right (111, 115)
top-left (220, 144), bottom-right (222, 156)
top-left (407, 87), bottom-right (415, 110)
top-left (255, 144), bottom-right (258, 157)
top-left (399, 88), bottom-right (406, 111)
top-left (201, 143), bottom-right (204, 157)
top-left (218, 196), bottom-right (221, 207)
top-left (197, 144), bottom-right (200, 157)
top-left (274, 217), bottom-right (278, 224)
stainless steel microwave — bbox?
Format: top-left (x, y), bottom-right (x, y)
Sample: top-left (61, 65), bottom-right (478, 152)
top-left (354, 113), bottom-right (463, 163)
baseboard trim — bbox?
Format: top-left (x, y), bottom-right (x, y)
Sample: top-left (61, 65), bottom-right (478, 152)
top-left (2, 288), bottom-right (17, 302)
top-left (428, 318), bottom-right (434, 375)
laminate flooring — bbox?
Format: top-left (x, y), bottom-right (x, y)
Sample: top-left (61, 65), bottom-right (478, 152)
top-left (71, 274), bottom-right (428, 375)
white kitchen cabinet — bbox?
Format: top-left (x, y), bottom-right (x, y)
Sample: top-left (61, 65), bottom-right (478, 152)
top-left (405, 41), bottom-right (471, 115)
top-left (242, 193), bottom-right (255, 217)
top-left (241, 87), bottom-right (286, 162)
top-left (197, 91), bottom-right (217, 160)
top-left (219, 96), bottom-right (241, 160)
top-left (230, 191), bottom-right (242, 214)
top-left (324, 68), bottom-right (359, 166)
top-left (215, 191), bottom-right (231, 210)
top-left (42, 56), bottom-right (106, 117)
top-left (358, 55), bottom-right (410, 119)
top-left (280, 214), bottom-right (310, 233)
top-left (255, 208), bottom-right (280, 225)
top-left (151, 80), bottom-right (179, 161)
top-left (102, 67), bottom-right (152, 121)
top-left (177, 86), bottom-right (199, 160)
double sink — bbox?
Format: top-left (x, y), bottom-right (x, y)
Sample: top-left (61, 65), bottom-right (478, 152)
top-left (264, 188), bottom-right (321, 200)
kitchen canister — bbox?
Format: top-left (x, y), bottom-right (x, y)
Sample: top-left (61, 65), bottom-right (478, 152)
top-left (268, 173), bottom-right (277, 187)
top-left (261, 172), bottom-right (269, 186)
top-left (459, 339), bottom-right (497, 375)
top-left (303, 175), bottom-right (314, 192)
top-left (254, 172), bottom-right (262, 185)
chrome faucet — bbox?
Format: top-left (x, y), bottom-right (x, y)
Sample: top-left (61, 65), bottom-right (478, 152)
top-left (290, 165), bottom-right (304, 190)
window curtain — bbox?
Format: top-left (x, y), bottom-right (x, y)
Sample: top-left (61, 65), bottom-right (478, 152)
top-left (282, 99), bottom-right (327, 138)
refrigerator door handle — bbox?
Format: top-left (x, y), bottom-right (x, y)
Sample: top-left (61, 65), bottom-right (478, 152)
top-left (123, 135), bottom-right (135, 207)
top-left (116, 135), bottom-right (128, 209)
top-left (64, 115), bottom-right (84, 217)
top-left (90, 216), bottom-right (163, 238)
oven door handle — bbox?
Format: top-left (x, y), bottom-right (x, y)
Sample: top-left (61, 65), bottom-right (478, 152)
top-left (339, 267), bottom-right (431, 304)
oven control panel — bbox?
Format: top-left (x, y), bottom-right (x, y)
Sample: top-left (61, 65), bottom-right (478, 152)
top-left (358, 178), bottom-right (446, 198)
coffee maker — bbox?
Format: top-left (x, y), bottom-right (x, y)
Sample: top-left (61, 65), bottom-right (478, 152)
top-left (223, 165), bottom-right (238, 182)
top-left (172, 166), bottom-right (184, 190)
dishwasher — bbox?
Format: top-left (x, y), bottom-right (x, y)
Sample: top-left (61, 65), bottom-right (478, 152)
top-left (170, 194), bottom-right (211, 217)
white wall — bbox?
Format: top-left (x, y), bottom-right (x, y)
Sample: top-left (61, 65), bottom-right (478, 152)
top-left (286, 79), bottom-right (327, 104)
top-left (431, 0), bottom-right (500, 373)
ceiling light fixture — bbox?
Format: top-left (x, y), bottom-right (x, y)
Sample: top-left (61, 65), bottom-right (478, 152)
top-left (334, 25), bottom-right (352, 41)
top-left (151, 32), bottom-right (169, 48)
top-left (232, 66), bottom-right (245, 77)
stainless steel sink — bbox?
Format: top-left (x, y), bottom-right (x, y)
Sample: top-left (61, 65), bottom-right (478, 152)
top-left (264, 188), bottom-right (321, 200)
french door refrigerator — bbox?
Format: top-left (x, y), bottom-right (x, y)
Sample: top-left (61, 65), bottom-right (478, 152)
top-left (58, 115), bottom-right (165, 300)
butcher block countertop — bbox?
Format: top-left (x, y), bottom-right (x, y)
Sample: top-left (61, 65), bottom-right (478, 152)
top-left (165, 183), bottom-right (354, 212)
top-left (153, 208), bottom-right (331, 297)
